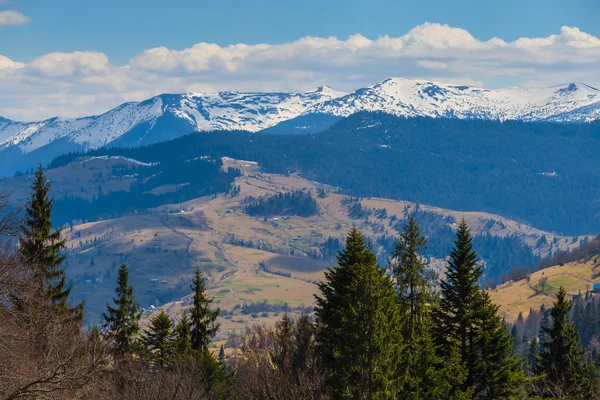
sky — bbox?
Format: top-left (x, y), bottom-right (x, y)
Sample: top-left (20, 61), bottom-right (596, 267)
top-left (1, 0), bottom-right (600, 121)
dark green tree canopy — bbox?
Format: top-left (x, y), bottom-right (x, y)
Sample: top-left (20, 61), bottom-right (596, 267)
top-left (19, 164), bottom-right (75, 313)
top-left (536, 286), bottom-right (594, 399)
top-left (144, 310), bottom-right (174, 368)
top-left (190, 268), bottom-right (220, 353)
top-left (315, 226), bottom-right (405, 399)
top-left (103, 263), bottom-right (141, 355)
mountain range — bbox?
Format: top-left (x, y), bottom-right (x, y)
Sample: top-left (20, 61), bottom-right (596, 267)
top-left (1, 77), bottom-right (600, 176)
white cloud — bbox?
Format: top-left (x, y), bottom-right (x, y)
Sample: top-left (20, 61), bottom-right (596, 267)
top-left (2, 23), bottom-right (600, 121)
top-left (0, 10), bottom-right (30, 26)
top-left (27, 52), bottom-right (110, 77)
top-left (0, 55), bottom-right (24, 70)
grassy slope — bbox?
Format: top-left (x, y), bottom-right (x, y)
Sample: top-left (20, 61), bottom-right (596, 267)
top-left (490, 257), bottom-right (600, 322)
top-left (12, 156), bottom-right (581, 333)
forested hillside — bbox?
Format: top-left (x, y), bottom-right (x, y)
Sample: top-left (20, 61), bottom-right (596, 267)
top-left (2, 169), bottom-right (597, 399)
top-left (50, 113), bottom-right (600, 235)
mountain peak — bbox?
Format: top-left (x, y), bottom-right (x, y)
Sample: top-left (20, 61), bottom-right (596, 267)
top-left (304, 84), bottom-right (346, 99)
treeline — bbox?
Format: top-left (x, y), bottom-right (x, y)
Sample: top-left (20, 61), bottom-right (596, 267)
top-left (536, 234), bottom-right (600, 270)
top-left (243, 190), bottom-right (318, 218)
top-left (2, 165), bottom-right (598, 399)
top-left (51, 156), bottom-right (239, 226)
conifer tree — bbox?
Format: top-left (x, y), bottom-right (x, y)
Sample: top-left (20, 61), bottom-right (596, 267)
top-left (473, 292), bottom-right (526, 399)
top-left (173, 312), bottom-right (192, 356)
top-left (315, 226), bottom-right (405, 399)
top-left (391, 217), bottom-right (470, 399)
top-left (19, 165), bottom-right (79, 315)
top-left (535, 287), bottom-right (594, 399)
top-left (525, 338), bottom-right (539, 375)
top-left (103, 264), bottom-right (141, 355)
top-left (190, 268), bottom-right (220, 353)
top-left (218, 345), bottom-right (226, 365)
top-left (144, 310), bottom-right (174, 368)
top-left (434, 219), bottom-right (525, 398)
top-left (434, 220), bottom-right (484, 386)
top-left (390, 216), bottom-right (433, 339)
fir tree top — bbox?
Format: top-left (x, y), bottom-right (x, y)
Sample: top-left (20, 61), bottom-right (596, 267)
top-left (103, 263), bottom-right (141, 355)
top-left (190, 268), bottom-right (220, 352)
top-left (19, 164), bottom-right (74, 312)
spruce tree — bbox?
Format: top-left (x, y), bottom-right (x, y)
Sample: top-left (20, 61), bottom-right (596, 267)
top-left (390, 216), bottom-right (433, 339)
top-left (218, 345), bottom-right (226, 365)
top-left (19, 165), bottom-right (78, 314)
top-left (434, 219), bottom-right (525, 398)
top-left (390, 217), bottom-right (470, 399)
top-left (434, 219), bottom-right (484, 386)
top-left (536, 287), bottom-right (594, 399)
top-left (144, 310), bottom-right (174, 368)
top-left (473, 292), bottom-right (526, 399)
top-left (173, 313), bottom-right (192, 356)
top-left (190, 268), bottom-right (220, 353)
top-left (315, 226), bottom-right (405, 399)
top-left (103, 264), bottom-right (141, 355)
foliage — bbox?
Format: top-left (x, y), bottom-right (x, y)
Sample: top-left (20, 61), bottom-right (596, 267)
top-left (535, 286), bottom-right (595, 399)
top-left (19, 165), bottom-right (80, 317)
top-left (102, 263), bottom-right (141, 355)
top-left (315, 226), bottom-right (405, 399)
top-left (244, 190), bottom-right (318, 218)
top-left (190, 268), bottom-right (220, 353)
top-left (434, 220), bottom-right (526, 398)
top-left (144, 310), bottom-right (174, 368)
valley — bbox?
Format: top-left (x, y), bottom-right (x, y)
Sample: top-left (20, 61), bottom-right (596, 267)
top-left (40, 156), bottom-right (586, 337)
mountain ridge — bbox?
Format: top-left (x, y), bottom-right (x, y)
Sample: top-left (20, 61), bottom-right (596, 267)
top-left (2, 78), bottom-right (600, 177)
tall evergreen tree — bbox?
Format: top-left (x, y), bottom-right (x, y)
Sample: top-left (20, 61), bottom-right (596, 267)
top-left (434, 220), bottom-right (484, 386)
top-left (190, 268), bottom-right (220, 353)
top-left (315, 226), bottom-right (405, 399)
top-left (390, 216), bottom-right (433, 339)
top-left (434, 219), bottom-right (525, 398)
top-left (19, 165), bottom-right (78, 315)
top-left (473, 292), bottom-right (526, 399)
top-left (390, 217), bottom-right (470, 399)
top-left (535, 287), bottom-right (594, 399)
top-left (144, 310), bottom-right (174, 368)
top-left (173, 312), bottom-right (192, 356)
top-left (103, 263), bottom-right (141, 355)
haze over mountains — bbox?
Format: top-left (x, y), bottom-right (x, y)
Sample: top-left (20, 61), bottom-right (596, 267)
top-left (1, 78), bottom-right (600, 176)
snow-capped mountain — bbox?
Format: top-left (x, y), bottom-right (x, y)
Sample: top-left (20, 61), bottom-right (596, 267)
top-left (0, 85), bottom-right (345, 154)
top-left (310, 78), bottom-right (600, 121)
top-left (1, 78), bottom-right (600, 176)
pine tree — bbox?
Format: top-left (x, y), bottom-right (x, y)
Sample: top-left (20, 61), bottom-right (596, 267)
top-left (434, 219), bottom-right (484, 387)
top-left (144, 310), bottom-right (174, 368)
top-left (390, 217), bottom-right (469, 399)
top-left (434, 219), bottom-right (525, 398)
top-left (19, 165), bottom-right (79, 315)
top-left (190, 268), bottom-right (220, 353)
top-left (218, 345), bottom-right (226, 365)
top-left (525, 338), bottom-right (539, 375)
top-left (315, 226), bottom-right (405, 399)
top-left (173, 313), bottom-right (192, 356)
top-left (272, 312), bottom-right (294, 369)
top-left (536, 286), bottom-right (594, 399)
top-left (473, 292), bottom-right (526, 399)
top-left (103, 264), bottom-right (141, 355)
top-left (390, 216), bottom-right (433, 339)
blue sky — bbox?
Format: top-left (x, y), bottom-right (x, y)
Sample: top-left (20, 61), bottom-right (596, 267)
top-left (1, 0), bottom-right (600, 120)
top-left (3, 0), bottom-right (598, 64)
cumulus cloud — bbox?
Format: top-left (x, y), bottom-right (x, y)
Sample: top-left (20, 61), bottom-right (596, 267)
top-left (2, 23), bottom-right (600, 121)
top-left (0, 10), bottom-right (30, 26)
